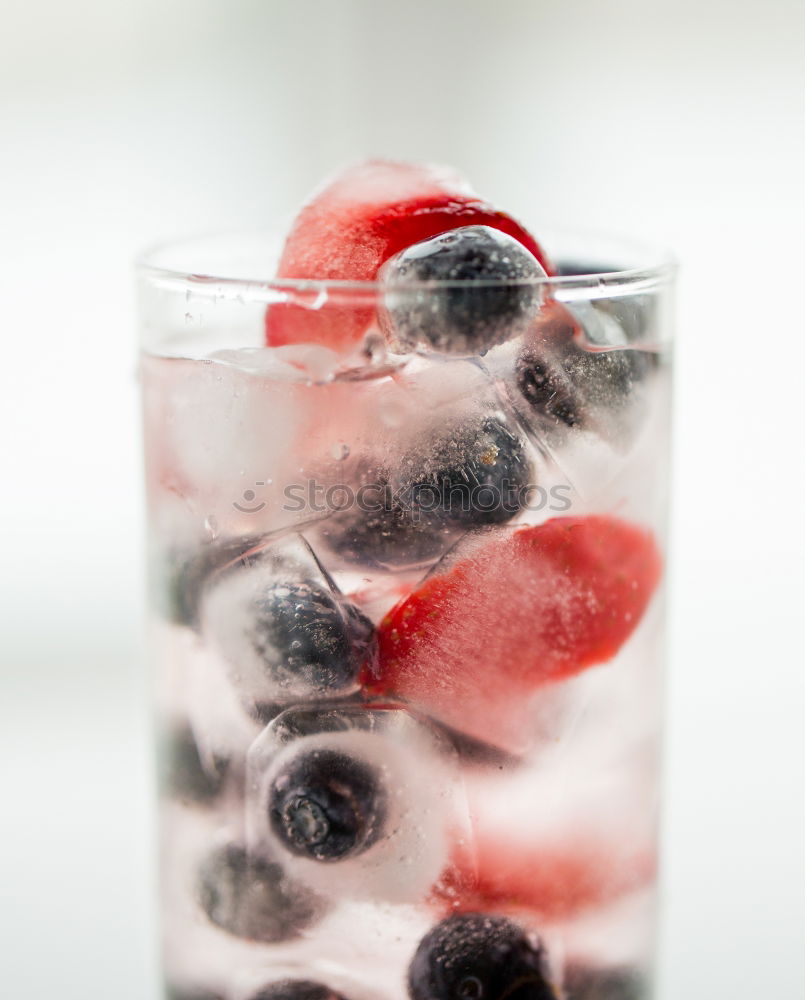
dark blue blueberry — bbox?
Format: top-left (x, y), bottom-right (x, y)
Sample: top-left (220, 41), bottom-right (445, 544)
top-left (382, 226), bottom-right (545, 356)
top-left (197, 843), bottom-right (322, 943)
top-left (515, 306), bottom-right (653, 433)
top-left (269, 748), bottom-right (386, 861)
top-left (564, 965), bottom-right (647, 1000)
top-left (408, 914), bottom-right (557, 1000)
top-left (248, 982), bottom-right (349, 1000)
top-left (318, 477), bottom-right (454, 570)
top-left (515, 349), bottom-right (581, 428)
top-left (247, 581), bottom-right (375, 695)
top-left (407, 417), bottom-right (530, 527)
top-left (158, 726), bottom-right (228, 804)
top-left (320, 416), bottom-right (530, 569)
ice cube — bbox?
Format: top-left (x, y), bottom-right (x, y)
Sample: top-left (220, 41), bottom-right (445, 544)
top-left (198, 535), bottom-right (376, 715)
top-left (311, 359), bottom-right (534, 570)
top-left (379, 226), bottom-right (546, 357)
top-left (153, 622), bottom-right (262, 768)
top-left (141, 355), bottom-right (307, 540)
top-left (246, 706), bottom-right (470, 904)
top-left (507, 299), bottom-right (656, 449)
top-left (480, 300), bottom-right (661, 505)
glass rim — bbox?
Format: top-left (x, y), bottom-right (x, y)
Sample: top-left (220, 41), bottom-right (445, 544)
top-left (136, 227), bottom-right (677, 304)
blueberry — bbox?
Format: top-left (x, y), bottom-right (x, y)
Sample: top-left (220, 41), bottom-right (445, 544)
top-left (381, 226), bottom-right (545, 356)
top-left (408, 914), bottom-right (557, 1000)
top-left (249, 581), bottom-right (375, 694)
top-left (563, 965), bottom-right (646, 1000)
top-left (515, 304), bottom-right (653, 434)
top-left (203, 571), bottom-right (377, 706)
top-left (158, 726), bottom-right (228, 804)
top-left (318, 469), bottom-right (456, 570)
top-left (319, 416), bottom-right (530, 568)
top-left (269, 748), bottom-right (386, 861)
top-left (197, 843), bottom-right (322, 942)
top-left (406, 417), bottom-right (530, 527)
top-left (247, 982), bottom-right (348, 1000)
top-left (515, 349), bottom-right (582, 429)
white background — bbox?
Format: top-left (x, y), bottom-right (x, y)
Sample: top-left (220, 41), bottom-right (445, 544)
top-left (2, 1), bottom-right (804, 998)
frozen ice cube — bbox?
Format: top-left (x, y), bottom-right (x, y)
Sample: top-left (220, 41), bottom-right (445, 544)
top-left (379, 226), bottom-right (546, 357)
top-left (246, 705), bottom-right (470, 904)
top-left (311, 360), bottom-right (534, 570)
top-left (198, 535), bottom-right (376, 714)
top-left (508, 300), bottom-right (656, 449)
top-left (153, 623), bottom-right (262, 768)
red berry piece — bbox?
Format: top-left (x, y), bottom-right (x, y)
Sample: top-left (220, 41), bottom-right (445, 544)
top-left (265, 160), bottom-right (553, 352)
top-left (364, 516), bottom-right (662, 749)
top-left (432, 834), bottom-right (656, 923)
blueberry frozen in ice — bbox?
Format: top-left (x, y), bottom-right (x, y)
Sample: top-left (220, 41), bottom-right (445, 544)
top-left (513, 300), bottom-right (654, 442)
top-left (269, 747), bottom-right (386, 862)
top-left (408, 914), bottom-right (557, 1000)
top-left (403, 415), bottom-right (529, 527)
top-left (264, 160), bottom-right (553, 352)
top-left (196, 842), bottom-right (322, 942)
top-left (380, 225), bottom-right (545, 356)
top-left (319, 414), bottom-right (530, 568)
top-left (200, 558), bottom-right (377, 708)
top-left (248, 705), bottom-right (464, 904)
top-left (244, 580), bottom-right (373, 690)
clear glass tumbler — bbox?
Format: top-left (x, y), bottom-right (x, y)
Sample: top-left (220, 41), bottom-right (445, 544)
top-left (138, 230), bottom-right (674, 1000)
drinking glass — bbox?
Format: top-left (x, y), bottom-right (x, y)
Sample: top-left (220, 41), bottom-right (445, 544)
top-left (138, 230), bottom-right (675, 1000)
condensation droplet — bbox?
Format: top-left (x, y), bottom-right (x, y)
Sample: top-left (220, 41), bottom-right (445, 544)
top-left (203, 514), bottom-right (219, 540)
top-left (330, 441), bottom-right (350, 460)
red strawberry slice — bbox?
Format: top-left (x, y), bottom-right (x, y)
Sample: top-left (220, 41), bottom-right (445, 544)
top-left (364, 516), bottom-right (662, 749)
top-left (432, 833), bottom-right (656, 923)
top-left (265, 160), bottom-right (553, 352)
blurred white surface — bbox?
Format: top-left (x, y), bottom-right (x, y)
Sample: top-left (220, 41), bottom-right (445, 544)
top-left (2, 1), bottom-right (804, 998)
